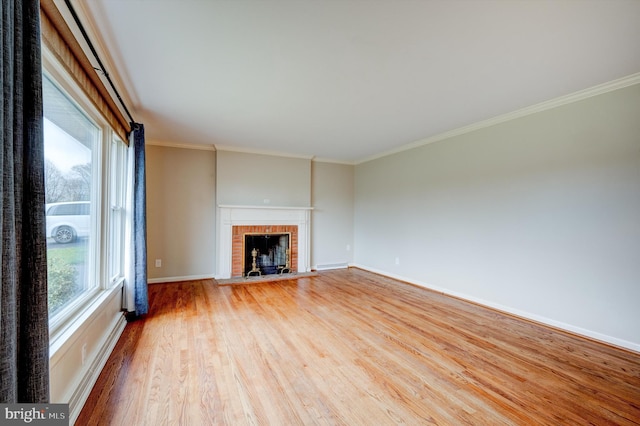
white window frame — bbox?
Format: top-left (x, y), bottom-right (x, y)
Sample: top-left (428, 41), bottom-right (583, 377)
top-left (43, 45), bottom-right (124, 338)
top-left (108, 137), bottom-right (127, 287)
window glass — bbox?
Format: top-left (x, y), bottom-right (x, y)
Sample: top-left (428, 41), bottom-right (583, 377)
top-left (48, 202), bottom-right (88, 216)
top-left (43, 74), bottom-right (100, 318)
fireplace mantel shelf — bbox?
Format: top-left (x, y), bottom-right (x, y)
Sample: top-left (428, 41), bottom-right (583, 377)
top-left (218, 205), bottom-right (314, 210)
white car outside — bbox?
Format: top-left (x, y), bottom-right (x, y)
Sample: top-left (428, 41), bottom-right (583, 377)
top-left (46, 201), bottom-right (90, 244)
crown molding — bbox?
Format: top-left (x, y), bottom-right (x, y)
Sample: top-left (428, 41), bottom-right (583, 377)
top-left (146, 141), bottom-right (356, 164)
top-left (214, 144), bottom-right (314, 160)
top-left (356, 72), bottom-right (640, 165)
top-left (311, 156), bottom-right (356, 166)
top-left (146, 140), bottom-right (216, 151)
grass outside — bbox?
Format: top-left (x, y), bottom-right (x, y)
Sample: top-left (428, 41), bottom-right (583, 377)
top-left (47, 242), bottom-right (87, 315)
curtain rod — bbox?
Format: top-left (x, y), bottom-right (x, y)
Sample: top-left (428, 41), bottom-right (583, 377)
top-left (63, 0), bottom-right (137, 127)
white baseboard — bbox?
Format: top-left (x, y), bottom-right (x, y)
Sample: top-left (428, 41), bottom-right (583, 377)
top-left (350, 263), bottom-right (640, 353)
top-left (68, 314), bottom-right (127, 425)
top-left (147, 274), bottom-right (216, 284)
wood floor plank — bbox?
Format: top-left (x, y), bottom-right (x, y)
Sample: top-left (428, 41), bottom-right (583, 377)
top-left (76, 269), bottom-right (640, 425)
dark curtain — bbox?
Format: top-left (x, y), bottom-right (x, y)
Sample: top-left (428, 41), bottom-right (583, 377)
top-left (0, 0), bottom-right (50, 403)
top-left (131, 123), bottom-right (148, 316)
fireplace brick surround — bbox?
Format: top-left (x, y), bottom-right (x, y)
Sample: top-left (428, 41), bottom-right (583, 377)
top-left (217, 205), bottom-right (311, 279)
top-left (232, 225), bottom-right (298, 277)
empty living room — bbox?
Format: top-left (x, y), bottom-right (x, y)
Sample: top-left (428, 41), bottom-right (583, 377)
top-left (2, 0), bottom-right (639, 424)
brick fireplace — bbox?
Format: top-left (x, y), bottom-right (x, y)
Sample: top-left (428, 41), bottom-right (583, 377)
top-left (217, 205), bottom-right (311, 279)
top-left (232, 225), bottom-right (298, 277)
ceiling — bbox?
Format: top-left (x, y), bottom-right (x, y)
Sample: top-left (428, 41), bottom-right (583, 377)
top-left (75, 0), bottom-right (640, 163)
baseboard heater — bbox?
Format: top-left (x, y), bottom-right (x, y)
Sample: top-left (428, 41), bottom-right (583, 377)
top-left (314, 263), bottom-right (349, 271)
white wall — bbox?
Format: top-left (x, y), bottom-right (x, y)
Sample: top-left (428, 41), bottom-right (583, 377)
top-left (216, 150), bottom-right (311, 207)
top-left (311, 161), bottom-right (354, 269)
top-left (50, 286), bottom-right (125, 423)
top-left (354, 84), bottom-right (640, 350)
top-left (146, 145), bottom-right (217, 281)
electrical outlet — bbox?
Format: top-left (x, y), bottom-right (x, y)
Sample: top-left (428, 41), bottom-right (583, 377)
top-left (346, 244), bottom-right (351, 251)
top-left (395, 257), bottom-right (400, 265)
top-left (155, 259), bottom-right (162, 267)
top-left (81, 343), bottom-right (87, 365)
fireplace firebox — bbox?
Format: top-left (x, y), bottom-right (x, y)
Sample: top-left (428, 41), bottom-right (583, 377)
top-left (244, 233), bottom-right (291, 277)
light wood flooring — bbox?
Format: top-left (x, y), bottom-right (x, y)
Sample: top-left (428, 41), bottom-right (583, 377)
top-left (77, 268), bottom-right (640, 425)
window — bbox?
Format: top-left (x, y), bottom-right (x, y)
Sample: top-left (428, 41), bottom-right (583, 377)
top-left (109, 138), bottom-right (127, 285)
top-left (43, 74), bottom-right (101, 322)
top-left (43, 63), bottom-right (131, 338)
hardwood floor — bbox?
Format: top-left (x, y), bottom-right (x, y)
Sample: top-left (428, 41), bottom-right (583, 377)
top-left (76, 269), bottom-right (640, 425)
